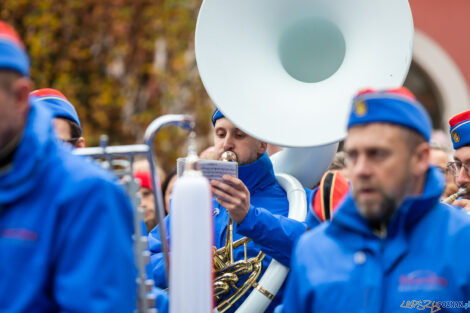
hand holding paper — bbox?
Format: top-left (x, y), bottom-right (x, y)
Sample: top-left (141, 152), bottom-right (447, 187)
top-left (211, 174), bottom-right (250, 224)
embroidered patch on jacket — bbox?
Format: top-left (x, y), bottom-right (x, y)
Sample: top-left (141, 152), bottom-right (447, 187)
top-left (1, 228), bottom-right (38, 242)
top-left (398, 270), bottom-right (448, 292)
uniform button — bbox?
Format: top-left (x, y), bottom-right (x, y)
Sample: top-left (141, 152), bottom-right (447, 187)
top-left (354, 251), bottom-right (366, 264)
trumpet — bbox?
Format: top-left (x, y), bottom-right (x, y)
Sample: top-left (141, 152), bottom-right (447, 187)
top-left (443, 185), bottom-right (469, 204)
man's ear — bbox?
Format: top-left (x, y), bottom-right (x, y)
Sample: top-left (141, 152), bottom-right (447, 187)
top-left (12, 77), bottom-right (31, 117)
top-left (258, 141), bottom-right (268, 156)
top-left (75, 137), bottom-right (86, 148)
top-left (412, 142), bottom-right (430, 176)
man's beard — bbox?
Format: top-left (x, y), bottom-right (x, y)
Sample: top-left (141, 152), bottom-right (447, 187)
top-left (355, 190), bottom-right (397, 232)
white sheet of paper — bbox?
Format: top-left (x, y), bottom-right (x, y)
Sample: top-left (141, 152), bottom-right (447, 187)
top-left (177, 158), bottom-right (238, 181)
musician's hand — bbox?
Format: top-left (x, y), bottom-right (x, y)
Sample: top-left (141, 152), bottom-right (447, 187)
top-left (211, 175), bottom-right (250, 224)
top-left (451, 199), bottom-right (470, 213)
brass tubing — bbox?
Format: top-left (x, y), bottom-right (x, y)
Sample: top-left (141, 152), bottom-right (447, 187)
top-left (443, 185), bottom-right (469, 204)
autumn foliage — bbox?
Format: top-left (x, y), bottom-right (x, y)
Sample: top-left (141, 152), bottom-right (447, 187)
top-left (1, 0), bottom-right (213, 172)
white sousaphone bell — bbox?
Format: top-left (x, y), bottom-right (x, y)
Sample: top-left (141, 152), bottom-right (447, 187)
top-left (190, 0), bottom-right (414, 312)
top-left (196, 0), bottom-right (414, 149)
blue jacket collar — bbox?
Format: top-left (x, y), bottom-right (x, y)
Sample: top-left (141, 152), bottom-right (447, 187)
top-left (0, 101), bottom-right (56, 204)
top-left (332, 166), bottom-right (445, 239)
top-left (330, 166), bottom-right (445, 272)
top-left (238, 152), bottom-right (277, 195)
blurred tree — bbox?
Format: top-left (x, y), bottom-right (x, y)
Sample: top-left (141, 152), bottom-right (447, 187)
top-left (1, 0), bottom-right (214, 172)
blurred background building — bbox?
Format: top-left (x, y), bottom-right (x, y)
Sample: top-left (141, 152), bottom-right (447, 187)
top-left (406, 0), bottom-right (470, 135)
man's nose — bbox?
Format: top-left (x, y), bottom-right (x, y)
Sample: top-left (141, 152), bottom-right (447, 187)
top-left (351, 155), bottom-right (372, 178)
top-left (456, 166), bottom-right (470, 186)
top-left (223, 135), bottom-right (234, 150)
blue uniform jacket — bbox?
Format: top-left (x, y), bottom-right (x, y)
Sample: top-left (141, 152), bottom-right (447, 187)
top-left (305, 187), bottom-right (322, 229)
top-left (280, 166), bottom-right (470, 313)
top-left (0, 103), bottom-right (136, 312)
top-left (149, 152), bottom-right (307, 312)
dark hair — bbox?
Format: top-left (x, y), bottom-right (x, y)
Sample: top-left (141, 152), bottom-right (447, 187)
top-left (59, 119), bottom-right (81, 146)
top-left (161, 168), bottom-right (177, 197)
top-left (329, 151), bottom-right (347, 171)
top-left (68, 120), bottom-right (81, 139)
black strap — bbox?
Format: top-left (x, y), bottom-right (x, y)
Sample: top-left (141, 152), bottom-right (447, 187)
top-left (321, 172), bottom-right (335, 221)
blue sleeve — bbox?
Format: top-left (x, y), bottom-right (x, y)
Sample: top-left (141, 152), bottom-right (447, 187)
top-left (306, 187), bottom-right (322, 229)
top-left (151, 287), bottom-right (169, 313)
top-left (306, 207), bottom-right (322, 230)
top-left (148, 214), bottom-right (171, 288)
top-left (141, 220), bottom-right (148, 236)
top-left (54, 179), bottom-right (136, 313)
top-left (280, 237), bottom-right (314, 313)
top-left (236, 205), bottom-right (307, 267)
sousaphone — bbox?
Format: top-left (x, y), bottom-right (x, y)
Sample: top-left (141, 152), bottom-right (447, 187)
top-left (195, 0), bottom-right (414, 311)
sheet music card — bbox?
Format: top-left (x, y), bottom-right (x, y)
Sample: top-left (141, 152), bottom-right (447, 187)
top-left (177, 158), bottom-right (238, 181)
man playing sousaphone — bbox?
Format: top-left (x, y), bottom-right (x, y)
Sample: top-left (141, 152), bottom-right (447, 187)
top-left (148, 109), bottom-right (310, 312)
top-left (446, 111), bottom-right (470, 210)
